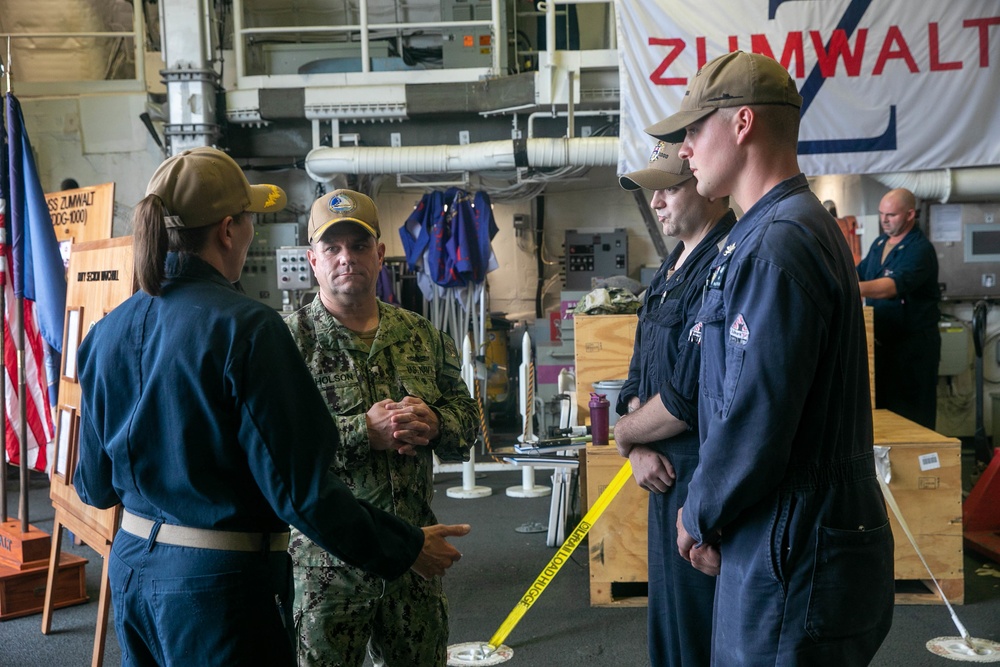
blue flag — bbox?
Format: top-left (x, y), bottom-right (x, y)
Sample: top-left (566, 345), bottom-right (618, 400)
top-left (6, 92), bottom-right (66, 352)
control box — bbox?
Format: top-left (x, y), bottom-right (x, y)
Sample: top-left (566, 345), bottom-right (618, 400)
top-left (564, 228), bottom-right (629, 290)
top-left (241, 222), bottom-right (300, 309)
top-left (929, 202), bottom-right (1000, 300)
top-left (441, 0), bottom-right (502, 69)
top-left (275, 246), bottom-right (314, 291)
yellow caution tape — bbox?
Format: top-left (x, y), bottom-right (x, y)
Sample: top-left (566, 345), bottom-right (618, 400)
top-left (486, 459), bottom-right (633, 652)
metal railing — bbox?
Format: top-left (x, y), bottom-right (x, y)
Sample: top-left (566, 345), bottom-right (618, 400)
top-left (0, 8), bottom-right (148, 96)
top-left (233, 0), bottom-right (503, 78)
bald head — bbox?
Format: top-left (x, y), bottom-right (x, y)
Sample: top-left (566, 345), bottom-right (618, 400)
top-left (884, 188), bottom-right (916, 211)
top-left (878, 188), bottom-right (917, 239)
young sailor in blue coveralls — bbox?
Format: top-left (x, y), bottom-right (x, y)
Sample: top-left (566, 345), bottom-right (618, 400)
top-left (646, 51), bottom-right (895, 665)
top-left (73, 147), bottom-right (470, 666)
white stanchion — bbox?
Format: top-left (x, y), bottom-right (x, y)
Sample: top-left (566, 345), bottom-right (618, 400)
top-left (447, 334), bottom-right (492, 499)
top-left (507, 331), bottom-right (549, 498)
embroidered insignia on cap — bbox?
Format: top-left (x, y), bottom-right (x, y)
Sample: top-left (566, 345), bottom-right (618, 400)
top-left (648, 141), bottom-right (668, 162)
top-left (265, 185), bottom-right (282, 208)
top-left (328, 193), bottom-right (357, 215)
top-left (723, 243), bottom-right (736, 256)
top-left (729, 314), bottom-right (749, 346)
top-left (688, 321), bottom-right (703, 345)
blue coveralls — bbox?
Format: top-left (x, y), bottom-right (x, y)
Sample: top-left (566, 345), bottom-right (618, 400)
top-left (74, 255), bottom-right (423, 667)
top-left (618, 211), bottom-right (735, 667)
top-left (684, 176), bottom-right (895, 665)
top-left (856, 227), bottom-right (941, 429)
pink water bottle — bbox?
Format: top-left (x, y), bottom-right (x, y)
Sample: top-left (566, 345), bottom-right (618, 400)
top-left (589, 393), bottom-right (610, 446)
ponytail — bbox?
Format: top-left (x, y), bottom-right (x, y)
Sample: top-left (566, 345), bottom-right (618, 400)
top-left (132, 195), bottom-right (169, 296)
top-left (132, 195), bottom-right (219, 296)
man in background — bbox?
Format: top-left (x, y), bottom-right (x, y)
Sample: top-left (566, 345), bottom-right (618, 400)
top-left (857, 187), bottom-right (941, 429)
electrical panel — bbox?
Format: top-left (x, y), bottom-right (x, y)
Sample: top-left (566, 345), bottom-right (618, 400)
top-left (241, 222), bottom-right (300, 309)
top-left (929, 203), bottom-right (1000, 300)
top-left (275, 246), bottom-right (314, 291)
top-left (441, 0), bottom-right (503, 69)
top-left (564, 228), bottom-right (628, 290)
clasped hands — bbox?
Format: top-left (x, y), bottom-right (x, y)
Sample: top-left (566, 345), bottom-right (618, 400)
top-left (676, 507), bottom-right (721, 576)
top-left (367, 396), bottom-right (439, 456)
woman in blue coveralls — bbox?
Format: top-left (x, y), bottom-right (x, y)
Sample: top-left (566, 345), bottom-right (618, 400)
top-left (73, 147), bottom-right (468, 666)
top-left (612, 141), bottom-right (735, 667)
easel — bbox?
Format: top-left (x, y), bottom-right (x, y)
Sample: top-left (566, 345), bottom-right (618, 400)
top-left (42, 237), bottom-right (134, 667)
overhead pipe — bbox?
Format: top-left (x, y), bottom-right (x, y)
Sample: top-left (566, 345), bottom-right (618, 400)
top-left (871, 167), bottom-right (1000, 204)
top-left (304, 137), bottom-right (619, 181)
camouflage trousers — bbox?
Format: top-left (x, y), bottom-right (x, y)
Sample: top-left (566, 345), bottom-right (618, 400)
top-left (293, 564), bottom-right (448, 667)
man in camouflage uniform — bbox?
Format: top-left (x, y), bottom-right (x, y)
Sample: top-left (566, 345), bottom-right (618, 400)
top-left (285, 189), bottom-right (476, 667)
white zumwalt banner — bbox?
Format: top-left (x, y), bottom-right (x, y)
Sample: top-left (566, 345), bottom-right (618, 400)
top-left (616, 0), bottom-right (1000, 177)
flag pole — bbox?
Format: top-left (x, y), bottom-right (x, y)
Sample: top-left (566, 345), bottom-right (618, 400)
top-left (0, 59), bottom-right (7, 524)
top-left (17, 296), bottom-right (27, 531)
top-left (0, 225), bottom-right (6, 525)
top-left (2, 50), bottom-right (30, 531)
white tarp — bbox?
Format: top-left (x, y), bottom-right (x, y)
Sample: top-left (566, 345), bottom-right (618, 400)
top-left (616, 0), bottom-right (1000, 177)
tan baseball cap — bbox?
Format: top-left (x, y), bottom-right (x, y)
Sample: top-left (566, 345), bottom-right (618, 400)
top-left (645, 51), bottom-right (803, 143)
top-left (619, 141), bottom-right (692, 191)
top-left (146, 147), bottom-right (287, 228)
top-left (308, 189), bottom-right (381, 243)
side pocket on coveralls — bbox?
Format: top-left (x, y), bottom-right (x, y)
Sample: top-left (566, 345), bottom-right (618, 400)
top-left (721, 344), bottom-right (744, 419)
top-left (805, 520), bottom-right (894, 640)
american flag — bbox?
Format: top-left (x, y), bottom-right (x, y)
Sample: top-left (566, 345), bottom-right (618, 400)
top-left (2, 92), bottom-right (66, 473)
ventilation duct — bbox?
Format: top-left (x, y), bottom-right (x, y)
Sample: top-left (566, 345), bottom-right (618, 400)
top-left (871, 167), bottom-right (1000, 204)
top-left (304, 137), bottom-right (620, 182)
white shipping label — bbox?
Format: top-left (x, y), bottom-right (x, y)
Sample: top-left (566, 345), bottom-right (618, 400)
top-left (918, 452), bottom-right (941, 472)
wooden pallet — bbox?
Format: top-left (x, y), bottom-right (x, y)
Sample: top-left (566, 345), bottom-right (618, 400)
top-left (893, 578), bottom-right (964, 605)
top-left (587, 577), bottom-right (963, 608)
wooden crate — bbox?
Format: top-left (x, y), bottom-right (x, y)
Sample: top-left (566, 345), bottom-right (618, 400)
top-left (585, 445), bottom-right (648, 607)
top-left (0, 552), bottom-right (88, 621)
top-left (582, 411), bottom-right (963, 607)
top-left (573, 314), bottom-right (637, 427)
top-left (574, 314), bottom-right (637, 512)
top-left (873, 409), bottom-right (964, 604)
